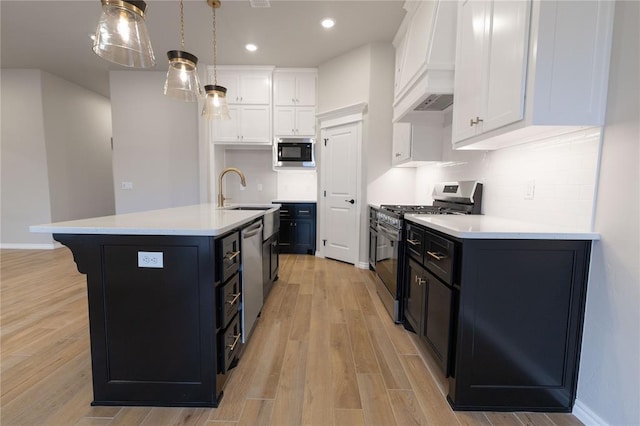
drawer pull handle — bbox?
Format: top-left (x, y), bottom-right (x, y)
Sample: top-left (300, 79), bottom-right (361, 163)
top-left (427, 251), bottom-right (447, 261)
top-left (226, 293), bottom-right (241, 305)
top-left (407, 239), bottom-right (420, 246)
top-left (226, 250), bottom-right (240, 261)
top-left (227, 333), bottom-right (242, 351)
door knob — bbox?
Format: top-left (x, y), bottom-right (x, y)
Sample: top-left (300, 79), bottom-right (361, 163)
top-left (345, 199), bottom-right (355, 204)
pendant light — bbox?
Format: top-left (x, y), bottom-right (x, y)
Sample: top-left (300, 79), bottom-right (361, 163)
top-left (92, 0), bottom-right (155, 68)
top-left (202, 0), bottom-right (230, 120)
top-left (164, 0), bottom-right (203, 101)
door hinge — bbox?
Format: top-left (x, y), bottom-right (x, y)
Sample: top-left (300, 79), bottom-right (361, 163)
top-left (323, 239), bottom-right (327, 246)
top-left (323, 190), bottom-right (326, 197)
top-left (324, 138), bottom-right (328, 146)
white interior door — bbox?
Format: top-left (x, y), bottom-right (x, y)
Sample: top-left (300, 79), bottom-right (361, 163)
top-left (322, 123), bottom-right (359, 264)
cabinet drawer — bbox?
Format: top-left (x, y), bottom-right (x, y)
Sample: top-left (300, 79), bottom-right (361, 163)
top-left (424, 231), bottom-right (455, 285)
top-left (218, 314), bottom-right (241, 374)
top-left (295, 204), bottom-right (315, 218)
top-left (279, 206), bottom-right (292, 219)
top-left (217, 231), bottom-right (240, 283)
top-left (217, 273), bottom-right (241, 329)
top-left (406, 224), bottom-right (425, 262)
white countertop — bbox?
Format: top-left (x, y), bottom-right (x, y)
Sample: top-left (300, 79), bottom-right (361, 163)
top-left (272, 199), bottom-right (316, 204)
top-left (30, 204), bottom-right (269, 237)
top-left (405, 214), bottom-right (600, 240)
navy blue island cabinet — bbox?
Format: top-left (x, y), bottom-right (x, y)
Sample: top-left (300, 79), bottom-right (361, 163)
top-left (54, 232), bottom-right (242, 408)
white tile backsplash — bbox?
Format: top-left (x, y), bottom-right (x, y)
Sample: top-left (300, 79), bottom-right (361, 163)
top-left (416, 128), bottom-right (602, 229)
top-left (276, 170), bottom-right (318, 201)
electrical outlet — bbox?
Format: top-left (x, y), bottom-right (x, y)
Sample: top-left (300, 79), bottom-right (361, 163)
top-left (137, 251), bottom-right (163, 268)
top-left (121, 181), bottom-right (133, 190)
top-left (524, 180), bottom-right (535, 200)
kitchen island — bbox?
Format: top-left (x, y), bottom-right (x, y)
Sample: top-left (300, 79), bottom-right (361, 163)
top-left (30, 204), bottom-right (275, 408)
top-left (403, 214), bottom-right (598, 413)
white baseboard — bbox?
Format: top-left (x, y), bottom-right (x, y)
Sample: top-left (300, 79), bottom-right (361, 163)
top-left (0, 242), bottom-right (61, 250)
top-left (356, 261), bottom-right (369, 269)
top-left (573, 399), bottom-right (609, 426)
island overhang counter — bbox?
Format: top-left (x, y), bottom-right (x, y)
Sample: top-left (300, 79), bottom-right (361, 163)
top-left (30, 204), bottom-right (273, 407)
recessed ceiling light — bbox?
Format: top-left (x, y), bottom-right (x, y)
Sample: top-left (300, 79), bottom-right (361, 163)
top-left (321, 18), bottom-right (335, 29)
top-left (245, 43), bottom-right (258, 52)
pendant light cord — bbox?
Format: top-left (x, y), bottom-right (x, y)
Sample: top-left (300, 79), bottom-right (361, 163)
top-left (212, 5), bottom-right (218, 85)
top-left (180, 0), bottom-right (185, 49)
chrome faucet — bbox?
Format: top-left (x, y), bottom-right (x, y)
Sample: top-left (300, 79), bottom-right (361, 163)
top-left (218, 167), bottom-right (247, 207)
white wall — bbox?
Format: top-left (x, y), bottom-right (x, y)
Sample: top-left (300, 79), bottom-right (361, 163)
top-left (1, 69), bottom-right (114, 248)
top-left (1, 70), bottom-right (54, 247)
top-left (415, 123), bottom-right (601, 229)
top-left (223, 148), bottom-right (277, 204)
top-left (110, 71), bottom-right (200, 214)
top-left (41, 72), bottom-right (114, 222)
top-left (318, 42), bottom-right (411, 265)
top-left (576, 2), bottom-right (640, 425)
top-left (276, 171), bottom-right (317, 201)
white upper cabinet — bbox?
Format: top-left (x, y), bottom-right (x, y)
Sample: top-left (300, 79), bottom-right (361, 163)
top-left (208, 66), bottom-right (273, 145)
top-left (274, 70), bottom-right (317, 106)
top-left (274, 107), bottom-right (316, 136)
top-left (273, 69), bottom-right (318, 137)
top-left (215, 67), bottom-right (272, 105)
top-left (452, 0), bottom-right (615, 150)
top-left (212, 105), bottom-right (271, 145)
top-left (392, 118), bottom-right (444, 167)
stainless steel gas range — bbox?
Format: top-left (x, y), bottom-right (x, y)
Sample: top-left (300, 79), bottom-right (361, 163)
top-left (369, 181), bottom-right (483, 323)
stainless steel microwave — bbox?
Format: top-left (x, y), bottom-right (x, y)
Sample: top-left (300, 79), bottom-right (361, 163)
top-left (273, 137), bottom-right (316, 168)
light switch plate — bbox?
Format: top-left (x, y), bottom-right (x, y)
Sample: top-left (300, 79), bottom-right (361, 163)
top-left (525, 180), bottom-right (535, 200)
top-left (138, 251), bottom-right (163, 268)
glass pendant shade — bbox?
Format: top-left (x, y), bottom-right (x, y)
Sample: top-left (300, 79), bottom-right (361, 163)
top-left (92, 0), bottom-right (155, 68)
top-left (202, 85), bottom-right (230, 120)
top-left (163, 50), bottom-right (203, 102)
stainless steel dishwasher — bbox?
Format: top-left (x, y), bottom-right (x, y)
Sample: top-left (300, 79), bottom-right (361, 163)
top-left (241, 220), bottom-right (263, 343)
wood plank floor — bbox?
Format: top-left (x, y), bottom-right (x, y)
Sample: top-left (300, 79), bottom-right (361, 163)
top-left (1, 248), bottom-right (584, 426)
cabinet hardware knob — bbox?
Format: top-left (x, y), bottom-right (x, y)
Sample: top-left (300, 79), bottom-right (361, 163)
top-left (470, 118), bottom-right (475, 127)
top-left (345, 199), bottom-right (355, 204)
top-left (226, 293), bottom-right (241, 305)
top-left (395, 152), bottom-right (401, 157)
top-left (470, 116), bottom-right (484, 126)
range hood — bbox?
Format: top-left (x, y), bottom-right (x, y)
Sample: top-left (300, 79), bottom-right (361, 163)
top-left (392, 1), bottom-right (458, 122)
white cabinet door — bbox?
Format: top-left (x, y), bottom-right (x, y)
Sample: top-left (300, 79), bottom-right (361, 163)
top-left (274, 107), bottom-right (316, 136)
top-left (240, 73), bottom-right (271, 104)
top-left (452, 0), bottom-right (530, 143)
top-left (274, 73), bottom-right (317, 106)
top-left (213, 106), bottom-right (240, 143)
top-left (295, 75), bottom-right (317, 106)
top-left (274, 74), bottom-right (296, 106)
top-left (482, 0), bottom-right (529, 133)
top-left (216, 72), bottom-right (240, 104)
top-left (240, 106), bottom-right (271, 143)
top-left (274, 107), bottom-right (296, 135)
top-left (451, 0), bottom-right (489, 143)
top-left (392, 123), bottom-right (412, 164)
top-left (295, 107), bottom-right (316, 135)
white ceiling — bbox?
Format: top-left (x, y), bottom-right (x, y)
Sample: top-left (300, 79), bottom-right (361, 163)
top-left (1, 0), bottom-right (406, 98)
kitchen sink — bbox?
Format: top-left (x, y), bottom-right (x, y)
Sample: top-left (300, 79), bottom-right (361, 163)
top-left (227, 206), bottom-right (280, 239)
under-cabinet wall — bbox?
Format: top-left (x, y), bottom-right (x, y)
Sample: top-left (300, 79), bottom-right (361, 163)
top-left (415, 122), bottom-right (601, 230)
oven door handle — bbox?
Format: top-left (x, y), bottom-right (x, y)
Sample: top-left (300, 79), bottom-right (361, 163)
top-left (377, 223), bottom-right (400, 241)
